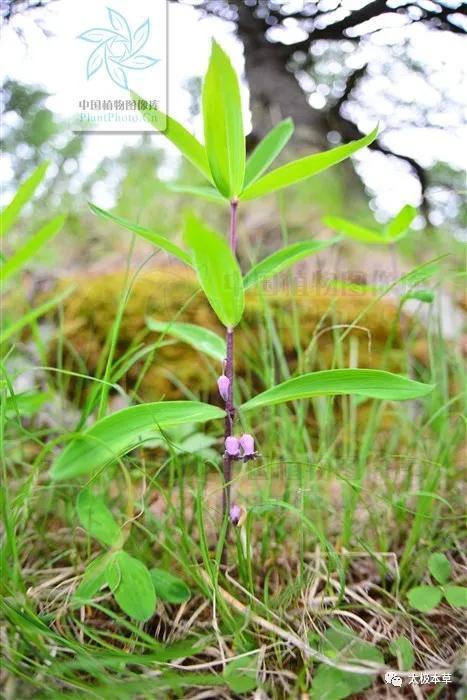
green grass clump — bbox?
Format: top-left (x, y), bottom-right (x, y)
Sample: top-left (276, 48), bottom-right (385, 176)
top-left (2, 258), bottom-right (465, 699)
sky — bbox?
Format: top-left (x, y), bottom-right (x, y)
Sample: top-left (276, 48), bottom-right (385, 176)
top-left (1, 0), bottom-right (466, 219)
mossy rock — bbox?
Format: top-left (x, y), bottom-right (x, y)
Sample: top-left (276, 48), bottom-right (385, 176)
top-left (55, 267), bottom-right (406, 401)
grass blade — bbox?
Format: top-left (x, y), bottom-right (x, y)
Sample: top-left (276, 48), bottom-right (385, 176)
top-left (1, 215), bottom-right (66, 282)
top-left (0, 286), bottom-right (74, 344)
top-left (1, 161), bottom-right (49, 237)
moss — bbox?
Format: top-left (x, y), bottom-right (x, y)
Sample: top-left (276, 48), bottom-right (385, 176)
top-left (54, 267), bottom-right (405, 401)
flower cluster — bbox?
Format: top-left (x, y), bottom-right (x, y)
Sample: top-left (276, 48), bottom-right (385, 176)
top-left (224, 433), bottom-right (258, 461)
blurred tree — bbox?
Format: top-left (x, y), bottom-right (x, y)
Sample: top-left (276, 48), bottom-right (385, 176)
top-left (1, 80), bottom-right (84, 199)
top-left (2, 0), bottom-right (466, 227)
top-left (175, 0), bottom-right (466, 218)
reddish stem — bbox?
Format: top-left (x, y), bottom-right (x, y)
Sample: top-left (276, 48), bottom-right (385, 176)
top-left (222, 200), bottom-right (238, 547)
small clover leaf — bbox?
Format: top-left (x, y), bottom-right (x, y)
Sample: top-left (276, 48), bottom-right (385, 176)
top-left (428, 553), bottom-right (451, 584)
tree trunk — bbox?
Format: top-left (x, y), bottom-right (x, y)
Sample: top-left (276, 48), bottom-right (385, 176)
top-left (235, 5), bottom-right (327, 149)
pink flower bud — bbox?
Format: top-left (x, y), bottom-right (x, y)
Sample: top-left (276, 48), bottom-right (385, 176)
top-left (230, 504), bottom-right (246, 527)
top-left (225, 436), bottom-right (240, 456)
top-left (230, 504), bottom-right (241, 525)
top-left (217, 374), bottom-right (230, 402)
top-left (239, 433), bottom-right (255, 456)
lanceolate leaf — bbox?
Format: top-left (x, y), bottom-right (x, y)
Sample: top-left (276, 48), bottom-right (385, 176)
top-left (76, 489), bottom-right (122, 547)
top-left (202, 41), bottom-right (245, 198)
top-left (1, 161), bottom-right (49, 237)
top-left (385, 204), bottom-right (417, 240)
top-left (243, 239), bottom-right (338, 290)
top-left (89, 203), bottom-right (192, 266)
top-left (241, 369), bottom-right (434, 411)
top-left (146, 319), bottom-right (226, 361)
top-left (240, 127), bottom-right (378, 201)
top-left (107, 551), bottom-right (156, 622)
top-left (323, 216), bottom-right (386, 244)
top-left (167, 184), bottom-right (226, 203)
top-left (1, 215), bottom-right (66, 282)
top-left (325, 204), bottom-right (417, 245)
top-left (184, 214), bottom-right (244, 328)
top-left (50, 401), bottom-right (225, 480)
top-left (132, 92), bottom-right (212, 183)
top-left (243, 118), bottom-right (294, 188)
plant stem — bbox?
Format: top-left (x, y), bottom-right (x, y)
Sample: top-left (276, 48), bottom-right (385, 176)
top-left (222, 200), bottom-right (238, 544)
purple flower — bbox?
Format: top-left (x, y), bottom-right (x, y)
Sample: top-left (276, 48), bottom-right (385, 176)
top-left (239, 433), bottom-right (255, 456)
top-left (225, 436), bottom-right (240, 456)
top-left (217, 374), bottom-right (230, 402)
top-left (230, 504), bottom-right (246, 527)
top-left (230, 504), bottom-right (241, 525)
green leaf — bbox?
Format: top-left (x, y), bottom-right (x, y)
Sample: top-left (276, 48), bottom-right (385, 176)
top-left (74, 553), bottom-right (115, 603)
top-left (150, 568), bottom-right (191, 604)
top-left (132, 92), bottom-right (212, 183)
top-left (183, 213), bottom-right (244, 328)
top-left (402, 289), bottom-right (435, 304)
top-left (89, 203), bottom-right (192, 266)
top-left (167, 184), bottom-right (226, 203)
top-left (428, 553), bottom-right (451, 585)
top-left (384, 204), bottom-right (417, 239)
top-left (223, 653), bottom-right (259, 694)
top-left (312, 667), bottom-right (352, 700)
top-left (5, 391), bottom-right (52, 418)
top-left (389, 637), bottom-right (415, 671)
top-left (444, 586), bottom-right (467, 608)
top-left (76, 489), bottom-right (122, 547)
top-left (243, 239), bottom-right (338, 290)
top-left (1, 161), bottom-right (49, 237)
top-left (50, 401), bottom-right (225, 480)
top-left (202, 41), bottom-right (245, 198)
top-left (1, 215), bottom-right (66, 283)
top-left (107, 551), bottom-right (156, 622)
top-left (325, 204), bottom-right (417, 246)
top-left (243, 118), bottom-right (294, 188)
top-left (146, 319), bottom-right (226, 361)
top-left (241, 369), bottom-right (434, 412)
top-left (240, 127), bottom-right (377, 201)
top-left (401, 261), bottom-right (440, 286)
top-left (323, 217), bottom-right (386, 244)
top-left (407, 585), bottom-right (442, 612)
top-left (320, 623), bottom-right (383, 696)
